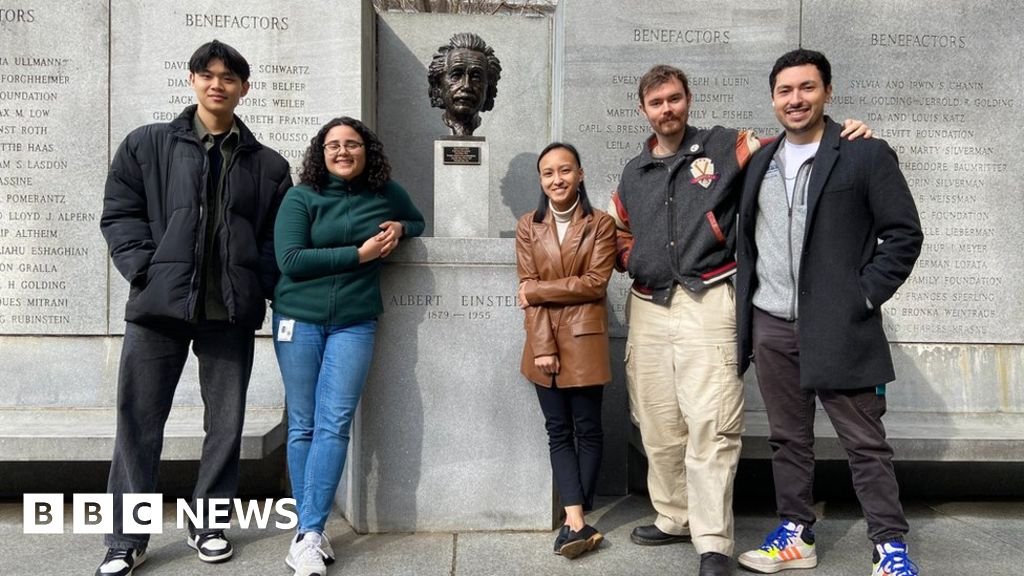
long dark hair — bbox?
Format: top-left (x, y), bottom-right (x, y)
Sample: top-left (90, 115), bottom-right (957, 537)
top-left (533, 142), bottom-right (594, 223)
top-left (298, 116), bottom-right (392, 191)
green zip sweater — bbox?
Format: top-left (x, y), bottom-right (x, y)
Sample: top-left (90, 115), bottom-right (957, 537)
top-left (272, 174), bottom-right (425, 326)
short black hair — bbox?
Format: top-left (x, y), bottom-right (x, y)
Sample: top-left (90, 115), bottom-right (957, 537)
top-left (532, 142), bottom-right (593, 223)
top-left (189, 40), bottom-right (251, 82)
top-left (769, 48), bottom-right (831, 93)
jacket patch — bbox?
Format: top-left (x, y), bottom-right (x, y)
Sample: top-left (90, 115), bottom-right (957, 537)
top-left (689, 157), bottom-right (719, 188)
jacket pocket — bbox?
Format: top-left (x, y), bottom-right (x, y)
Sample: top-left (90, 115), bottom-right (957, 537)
top-left (855, 272), bottom-right (874, 319)
top-left (704, 211), bottom-right (727, 245)
top-left (571, 318), bottom-right (606, 336)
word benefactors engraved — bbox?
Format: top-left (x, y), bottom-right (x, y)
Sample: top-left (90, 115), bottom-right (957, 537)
top-left (0, 8), bottom-right (35, 23)
top-left (806, 0), bottom-right (1023, 344)
top-left (183, 13), bottom-right (290, 31)
top-left (557, 0), bottom-right (799, 340)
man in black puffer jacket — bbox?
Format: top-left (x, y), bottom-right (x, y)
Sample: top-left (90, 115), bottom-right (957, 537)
top-left (97, 40), bottom-right (291, 576)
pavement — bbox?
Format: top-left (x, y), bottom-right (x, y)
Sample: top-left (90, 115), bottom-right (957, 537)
top-left (2, 494), bottom-right (1022, 575)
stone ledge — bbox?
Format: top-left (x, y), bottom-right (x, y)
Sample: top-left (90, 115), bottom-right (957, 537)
top-left (0, 407), bottom-right (285, 462)
top-left (630, 411), bottom-right (1024, 462)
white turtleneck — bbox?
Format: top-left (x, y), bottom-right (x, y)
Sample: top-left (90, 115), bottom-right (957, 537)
top-left (551, 198), bottom-right (579, 244)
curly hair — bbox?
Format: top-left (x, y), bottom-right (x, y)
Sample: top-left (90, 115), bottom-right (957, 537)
top-left (427, 32), bottom-right (501, 112)
top-left (298, 117), bottom-right (392, 191)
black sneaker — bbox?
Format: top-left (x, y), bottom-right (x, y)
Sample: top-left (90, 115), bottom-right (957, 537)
top-left (187, 530), bottom-right (233, 563)
top-left (95, 546), bottom-right (146, 576)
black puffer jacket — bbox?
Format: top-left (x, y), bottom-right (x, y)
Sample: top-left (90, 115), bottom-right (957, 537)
top-left (101, 106), bottom-right (292, 329)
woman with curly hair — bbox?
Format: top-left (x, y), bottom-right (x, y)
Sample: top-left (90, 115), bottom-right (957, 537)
top-left (272, 116), bottom-right (424, 576)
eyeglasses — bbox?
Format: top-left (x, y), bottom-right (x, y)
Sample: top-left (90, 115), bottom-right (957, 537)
top-left (323, 140), bottom-right (364, 153)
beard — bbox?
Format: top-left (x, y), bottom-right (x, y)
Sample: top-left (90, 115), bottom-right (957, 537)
top-left (654, 113), bottom-right (684, 136)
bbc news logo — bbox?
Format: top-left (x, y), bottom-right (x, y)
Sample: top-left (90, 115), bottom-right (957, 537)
top-left (23, 494), bottom-right (297, 534)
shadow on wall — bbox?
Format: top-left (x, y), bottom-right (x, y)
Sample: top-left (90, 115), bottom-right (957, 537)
top-left (355, 262), bottom-right (434, 531)
top-left (376, 18), bottom-right (437, 236)
top-left (498, 151), bottom-right (540, 237)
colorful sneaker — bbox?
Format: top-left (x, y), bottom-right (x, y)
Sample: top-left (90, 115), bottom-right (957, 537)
top-left (286, 532), bottom-right (327, 576)
top-left (738, 520), bottom-right (817, 573)
top-left (95, 546), bottom-right (146, 576)
top-left (872, 540), bottom-right (919, 576)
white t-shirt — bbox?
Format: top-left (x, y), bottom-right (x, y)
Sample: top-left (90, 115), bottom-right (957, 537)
top-left (781, 140), bottom-right (819, 207)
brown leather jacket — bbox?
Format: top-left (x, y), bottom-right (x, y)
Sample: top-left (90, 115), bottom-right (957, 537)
top-left (515, 207), bottom-right (617, 387)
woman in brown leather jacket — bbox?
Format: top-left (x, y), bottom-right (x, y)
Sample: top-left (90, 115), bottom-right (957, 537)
top-left (515, 142), bottom-right (617, 559)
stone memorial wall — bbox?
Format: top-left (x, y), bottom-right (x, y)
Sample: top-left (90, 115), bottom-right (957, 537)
top-left (376, 13), bottom-right (551, 237)
top-left (341, 238), bottom-right (552, 532)
top-left (0, 1), bottom-right (109, 335)
top-left (555, 0), bottom-right (800, 335)
top-left (107, 0), bottom-right (376, 333)
top-left (552, 0), bottom-right (1022, 417)
top-left (1, 0), bottom-right (374, 411)
top-left (0, 0), bottom-right (1020, 530)
top-left (803, 0), bottom-right (1023, 344)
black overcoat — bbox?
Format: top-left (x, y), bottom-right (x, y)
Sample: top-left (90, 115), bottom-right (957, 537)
top-left (736, 117), bottom-right (923, 390)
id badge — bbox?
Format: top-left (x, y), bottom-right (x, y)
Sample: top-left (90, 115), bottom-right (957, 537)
top-left (277, 318), bottom-right (295, 342)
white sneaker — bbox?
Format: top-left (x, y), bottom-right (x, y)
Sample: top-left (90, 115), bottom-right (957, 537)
top-left (318, 532), bottom-right (336, 565)
top-left (286, 532), bottom-right (327, 576)
top-left (872, 540), bottom-right (920, 576)
top-left (187, 531), bottom-right (233, 563)
top-left (738, 520), bottom-right (817, 573)
top-left (95, 547), bottom-right (146, 576)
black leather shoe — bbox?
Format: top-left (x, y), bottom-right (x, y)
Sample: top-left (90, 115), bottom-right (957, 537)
top-left (553, 525), bottom-right (571, 554)
top-left (699, 552), bottom-right (732, 576)
top-left (630, 524), bottom-right (691, 546)
top-left (559, 524), bottom-right (603, 559)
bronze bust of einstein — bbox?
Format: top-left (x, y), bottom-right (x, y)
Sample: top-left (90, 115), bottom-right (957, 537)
top-left (428, 32), bottom-right (502, 137)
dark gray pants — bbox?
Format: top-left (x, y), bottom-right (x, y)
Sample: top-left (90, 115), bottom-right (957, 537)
top-left (752, 308), bottom-right (909, 543)
top-left (104, 320), bottom-right (255, 549)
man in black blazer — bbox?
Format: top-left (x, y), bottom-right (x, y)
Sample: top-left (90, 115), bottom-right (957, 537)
top-left (734, 49), bottom-right (923, 576)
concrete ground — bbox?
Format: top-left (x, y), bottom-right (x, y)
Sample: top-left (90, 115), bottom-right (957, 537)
top-left (1, 495), bottom-right (1022, 575)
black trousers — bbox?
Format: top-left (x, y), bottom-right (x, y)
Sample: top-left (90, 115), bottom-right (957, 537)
top-left (534, 382), bottom-right (604, 511)
top-left (752, 307), bottom-right (909, 543)
top-left (105, 320), bottom-right (255, 548)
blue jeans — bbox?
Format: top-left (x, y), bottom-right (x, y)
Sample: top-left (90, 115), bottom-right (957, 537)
top-left (273, 314), bottom-right (377, 533)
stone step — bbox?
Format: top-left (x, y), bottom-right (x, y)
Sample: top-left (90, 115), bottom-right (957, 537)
top-left (629, 411), bottom-right (1024, 462)
top-left (0, 407), bottom-right (285, 462)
